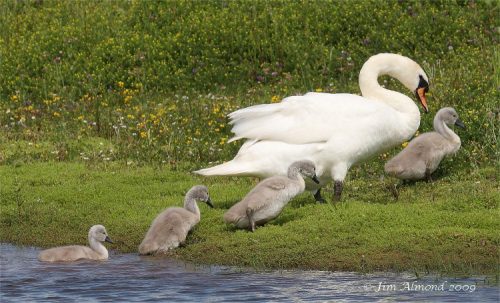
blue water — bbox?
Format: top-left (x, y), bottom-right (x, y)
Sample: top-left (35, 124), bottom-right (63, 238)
top-left (0, 243), bottom-right (498, 302)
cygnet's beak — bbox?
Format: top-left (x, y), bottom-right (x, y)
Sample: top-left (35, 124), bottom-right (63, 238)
top-left (206, 197), bottom-right (214, 208)
top-left (455, 118), bottom-right (465, 129)
top-left (312, 175), bottom-right (320, 184)
top-left (105, 236), bottom-right (113, 244)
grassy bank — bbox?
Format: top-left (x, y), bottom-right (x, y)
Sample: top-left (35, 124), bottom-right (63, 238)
top-left (1, 162), bottom-right (498, 275)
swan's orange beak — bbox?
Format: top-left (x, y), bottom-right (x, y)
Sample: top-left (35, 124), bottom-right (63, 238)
top-left (416, 87), bottom-right (429, 113)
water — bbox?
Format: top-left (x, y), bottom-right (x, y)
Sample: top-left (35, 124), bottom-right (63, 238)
top-left (1, 243), bottom-right (498, 302)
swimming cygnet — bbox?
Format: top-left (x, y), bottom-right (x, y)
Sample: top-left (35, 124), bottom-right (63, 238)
top-left (224, 160), bottom-right (319, 232)
top-left (138, 185), bottom-right (213, 255)
top-left (38, 225), bottom-right (113, 262)
top-left (385, 107), bottom-right (465, 182)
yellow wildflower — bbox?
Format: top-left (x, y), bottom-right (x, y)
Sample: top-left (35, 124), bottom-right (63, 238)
top-left (117, 81), bottom-right (125, 88)
top-left (402, 141), bottom-right (409, 148)
top-left (53, 111), bottom-right (61, 117)
top-left (271, 95), bottom-right (280, 103)
top-left (140, 131), bottom-right (147, 138)
top-left (315, 88), bottom-right (323, 92)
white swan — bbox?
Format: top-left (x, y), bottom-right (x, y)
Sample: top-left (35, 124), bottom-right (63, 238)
top-left (195, 53), bottom-right (430, 201)
top-left (224, 160), bottom-right (319, 232)
top-left (385, 107), bottom-right (464, 181)
top-left (38, 225), bottom-right (113, 262)
top-left (138, 185), bottom-right (213, 255)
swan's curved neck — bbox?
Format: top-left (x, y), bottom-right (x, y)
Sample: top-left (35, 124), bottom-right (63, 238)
top-left (184, 195), bottom-right (200, 218)
top-left (88, 236), bottom-right (108, 258)
top-left (358, 55), bottom-right (421, 137)
top-left (359, 55), bottom-right (420, 116)
top-left (434, 120), bottom-right (460, 143)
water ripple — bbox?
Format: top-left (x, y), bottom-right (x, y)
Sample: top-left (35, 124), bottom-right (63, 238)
top-left (1, 243), bottom-right (498, 302)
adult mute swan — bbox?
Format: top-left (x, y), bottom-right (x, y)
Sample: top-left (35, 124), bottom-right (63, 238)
top-left (38, 225), bottom-right (113, 262)
top-left (224, 160), bottom-right (319, 232)
top-left (195, 53), bottom-right (430, 201)
top-left (385, 107), bottom-right (464, 182)
top-left (138, 185), bottom-right (213, 255)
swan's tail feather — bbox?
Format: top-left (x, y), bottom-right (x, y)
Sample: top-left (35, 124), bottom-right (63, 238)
top-left (228, 103), bottom-right (279, 124)
top-left (227, 136), bottom-right (242, 143)
top-left (194, 160), bottom-right (256, 177)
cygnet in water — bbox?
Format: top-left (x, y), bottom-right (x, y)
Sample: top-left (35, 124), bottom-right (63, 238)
top-left (38, 225), bottom-right (113, 262)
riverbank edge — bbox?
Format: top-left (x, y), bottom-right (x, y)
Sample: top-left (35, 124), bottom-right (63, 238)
top-left (1, 162), bottom-right (498, 277)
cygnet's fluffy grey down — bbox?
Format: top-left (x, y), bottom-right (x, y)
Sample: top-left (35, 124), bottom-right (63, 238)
top-left (138, 185), bottom-right (213, 255)
top-left (38, 225), bottom-right (113, 262)
top-left (385, 107), bottom-right (465, 181)
top-left (224, 160), bottom-right (319, 232)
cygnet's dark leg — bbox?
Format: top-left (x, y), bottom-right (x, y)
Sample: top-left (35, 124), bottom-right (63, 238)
top-left (246, 208), bottom-right (256, 232)
top-left (333, 180), bottom-right (343, 202)
top-left (425, 169), bottom-right (433, 183)
top-left (313, 188), bottom-right (326, 203)
top-left (389, 183), bottom-right (400, 200)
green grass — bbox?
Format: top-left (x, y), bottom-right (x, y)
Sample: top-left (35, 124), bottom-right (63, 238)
top-left (1, 162), bottom-right (498, 275)
top-left (1, 0), bottom-right (498, 165)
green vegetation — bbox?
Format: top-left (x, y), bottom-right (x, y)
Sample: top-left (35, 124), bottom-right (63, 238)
top-left (0, 0), bottom-right (498, 165)
top-left (0, 162), bottom-right (498, 274)
top-left (0, 1), bottom-right (498, 275)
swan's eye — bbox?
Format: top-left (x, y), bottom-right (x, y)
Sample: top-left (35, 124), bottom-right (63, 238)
top-left (417, 75), bottom-right (429, 91)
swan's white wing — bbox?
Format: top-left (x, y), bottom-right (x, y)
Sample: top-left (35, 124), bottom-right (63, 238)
top-left (229, 93), bottom-right (393, 144)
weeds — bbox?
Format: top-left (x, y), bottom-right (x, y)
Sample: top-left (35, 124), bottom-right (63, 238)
top-left (0, 0), bottom-right (498, 167)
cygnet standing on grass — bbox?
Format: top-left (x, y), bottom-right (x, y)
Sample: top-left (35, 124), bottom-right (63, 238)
top-left (138, 185), bottom-right (213, 255)
top-left (224, 160), bottom-right (319, 232)
top-left (38, 225), bottom-right (113, 262)
top-left (385, 107), bottom-right (465, 182)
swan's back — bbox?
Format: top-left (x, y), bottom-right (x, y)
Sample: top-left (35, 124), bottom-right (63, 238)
top-left (139, 207), bottom-right (197, 255)
top-left (38, 245), bottom-right (102, 262)
top-left (229, 93), bottom-right (400, 144)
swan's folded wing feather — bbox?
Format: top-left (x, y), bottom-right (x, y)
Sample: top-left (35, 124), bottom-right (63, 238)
top-left (229, 93), bottom-right (389, 144)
